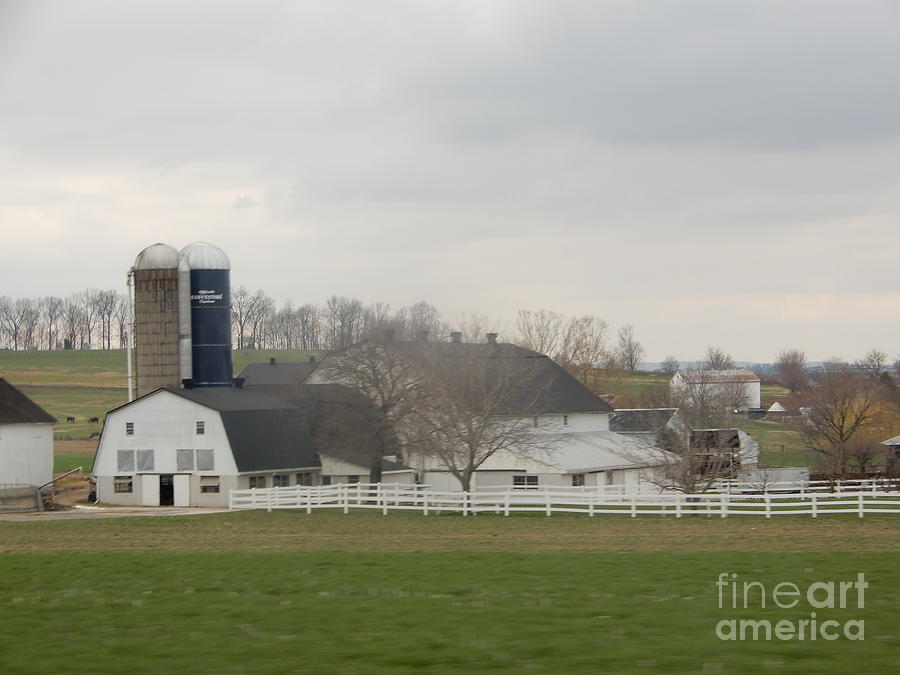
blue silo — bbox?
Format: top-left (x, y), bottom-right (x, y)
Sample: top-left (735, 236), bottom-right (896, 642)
top-left (178, 242), bottom-right (233, 387)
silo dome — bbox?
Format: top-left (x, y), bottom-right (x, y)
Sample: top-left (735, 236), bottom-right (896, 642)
top-left (179, 241), bottom-right (230, 270)
top-left (134, 243), bottom-right (179, 270)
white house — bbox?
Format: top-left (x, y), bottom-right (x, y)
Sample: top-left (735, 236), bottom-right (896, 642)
top-left (670, 369), bottom-right (761, 412)
top-left (0, 378), bottom-right (55, 489)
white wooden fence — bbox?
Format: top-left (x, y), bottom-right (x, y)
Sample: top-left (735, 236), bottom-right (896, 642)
top-left (229, 482), bottom-right (900, 518)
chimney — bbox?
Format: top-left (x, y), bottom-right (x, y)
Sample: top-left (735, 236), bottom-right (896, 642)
top-left (181, 378), bottom-right (194, 389)
top-left (233, 377), bottom-right (245, 388)
top-left (450, 332), bottom-right (462, 344)
top-left (383, 329), bottom-right (395, 341)
top-left (486, 332), bottom-right (498, 345)
top-left (269, 357), bottom-right (276, 365)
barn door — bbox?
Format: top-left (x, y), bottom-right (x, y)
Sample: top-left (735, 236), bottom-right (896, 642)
top-left (159, 474), bottom-right (175, 506)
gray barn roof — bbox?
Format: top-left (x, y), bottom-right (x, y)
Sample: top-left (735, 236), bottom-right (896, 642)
top-left (237, 360), bottom-right (318, 386)
top-left (0, 378), bottom-right (56, 425)
top-left (609, 408), bottom-right (679, 433)
top-left (315, 340), bottom-right (613, 416)
top-left (164, 386), bottom-right (320, 472)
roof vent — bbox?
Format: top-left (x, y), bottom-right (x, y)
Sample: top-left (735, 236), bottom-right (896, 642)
top-left (233, 377), bottom-right (245, 388)
top-left (450, 332), bottom-right (462, 344)
top-left (486, 332), bottom-right (498, 345)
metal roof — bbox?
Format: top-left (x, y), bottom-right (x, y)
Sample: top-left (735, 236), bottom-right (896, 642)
top-left (134, 243), bottom-right (179, 270)
top-left (0, 378), bottom-right (56, 424)
top-left (179, 241), bottom-right (230, 270)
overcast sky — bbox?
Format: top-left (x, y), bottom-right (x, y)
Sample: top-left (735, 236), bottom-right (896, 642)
top-left (1, 0), bottom-right (898, 362)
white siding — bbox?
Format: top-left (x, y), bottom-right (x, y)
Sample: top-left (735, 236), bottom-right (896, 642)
top-left (0, 422), bottom-right (53, 487)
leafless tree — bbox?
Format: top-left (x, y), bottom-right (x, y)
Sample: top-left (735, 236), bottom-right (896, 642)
top-left (516, 309), bottom-right (565, 356)
top-left (0, 297), bottom-right (31, 350)
top-left (703, 346), bottom-right (734, 370)
top-left (776, 348), bottom-right (808, 392)
top-left (615, 324), bottom-right (645, 372)
top-left (61, 296), bottom-right (84, 349)
top-left (247, 290), bottom-right (275, 349)
top-left (41, 296), bottom-right (64, 350)
top-left (407, 347), bottom-right (559, 491)
top-left (798, 367), bottom-right (880, 476)
top-left (556, 315), bottom-right (610, 385)
top-left (659, 355), bottom-right (680, 377)
top-left (642, 427), bottom-right (738, 494)
top-left (856, 348), bottom-right (888, 380)
top-left (231, 286), bottom-right (251, 349)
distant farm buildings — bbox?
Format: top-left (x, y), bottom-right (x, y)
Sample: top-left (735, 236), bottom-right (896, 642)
top-left (0, 378), bottom-right (55, 491)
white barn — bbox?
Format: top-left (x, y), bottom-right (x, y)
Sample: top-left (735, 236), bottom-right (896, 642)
top-left (670, 369), bottom-right (761, 412)
top-left (0, 378), bottom-right (55, 489)
top-left (94, 383), bottom-right (413, 506)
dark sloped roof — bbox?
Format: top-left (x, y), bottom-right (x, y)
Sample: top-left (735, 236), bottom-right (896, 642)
top-left (163, 386), bottom-right (319, 472)
top-left (237, 361), bottom-right (317, 386)
top-left (0, 378), bottom-right (56, 424)
top-left (610, 408), bottom-right (679, 433)
top-left (250, 383), bottom-right (409, 471)
top-left (315, 340), bottom-right (612, 415)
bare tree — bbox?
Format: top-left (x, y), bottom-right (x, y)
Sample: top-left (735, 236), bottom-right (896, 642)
top-left (645, 427), bottom-right (739, 494)
top-left (856, 348), bottom-right (888, 380)
top-left (776, 349), bottom-right (808, 392)
top-left (703, 346), bottom-right (734, 371)
top-left (798, 367), bottom-right (880, 476)
top-left (408, 347), bottom-right (559, 491)
top-left (659, 355), bottom-right (680, 377)
top-left (41, 296), bottom-right (64, 350)
top-left (516, 309), bottom-right (564, 356)
top-left (615, 324), bottom-right (645, 372)
top-left (0, 297), bottom-right (31, 350)
top-left (556, 315), bottom-right (609, 384)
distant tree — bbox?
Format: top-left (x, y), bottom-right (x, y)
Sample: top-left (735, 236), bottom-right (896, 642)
top-left (703, 346), bottom-right (734, 371)
top-left (556, 315), bottom-right (610, 385)
top-left (856, 348), bottom-right (888, 380)
top-left (776, 349), bottom-right (808, 392)
top-left (516, 309), bottom-right (565, 356)
top-left (41, 296), bottom-right (64, 350)
top-left (615, 324), bottom-right (645, 372)
top-left (660, 355), bottom-right (680, 377)
top-left (798, 366), bottom-right (880, 476)
top-left (231, 286), bottom-right (251, 349)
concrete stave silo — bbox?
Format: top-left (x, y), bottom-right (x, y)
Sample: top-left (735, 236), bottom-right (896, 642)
top-left (132, 243), bottom-right (181, 398)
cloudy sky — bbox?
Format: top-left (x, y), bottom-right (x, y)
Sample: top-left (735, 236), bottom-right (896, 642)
top-left (1, 0), bottom-right (898, 362)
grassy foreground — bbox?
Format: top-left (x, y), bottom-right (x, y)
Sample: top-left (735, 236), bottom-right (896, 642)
top-left (1, 511), bottom-right (898, 673)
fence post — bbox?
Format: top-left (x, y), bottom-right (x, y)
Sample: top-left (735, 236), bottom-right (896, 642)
top-left (858, 492), bottom-right (864, 519)
top-left (342, 485), bottom-right (349, 514)
top-left (765, 494), bottom-right (771, 519)
top-left (721, 493), bottom-right (728, 519)
top-left (504, 488), bottom-right (510, 517)
top-left (266, 488), bottom-right (272, 513)
top-left (546, 488), bottom-right (552, 518)
top-left (811, 493), bottom-right (817, 519)
top-left (423, 490), bottom-right (428, 516)
top-left (306, 487), bottom-right (312, 514)
top-left (380, 484), bottom-right (387, 515)
top-left (463, 490), bottom-right (469, 517)
top-left (588, 492), bottom-right (594, 518)
top-left (676, 494), bottom-right (682, 518)
top-left (630, 496), bottom-right (637, 518)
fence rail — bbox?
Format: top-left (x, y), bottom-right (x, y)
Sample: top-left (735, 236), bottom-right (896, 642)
top-left (229, 482), bottom-right (900, 518)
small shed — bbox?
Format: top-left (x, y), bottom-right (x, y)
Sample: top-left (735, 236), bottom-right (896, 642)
top-left (0, 378), bottom-right (56, 488)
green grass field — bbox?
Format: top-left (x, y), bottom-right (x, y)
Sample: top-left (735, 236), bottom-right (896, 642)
top-left (0, 511), bottom-right (897, 673)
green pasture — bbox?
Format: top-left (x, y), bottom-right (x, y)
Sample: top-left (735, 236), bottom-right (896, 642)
top-left (0, 512), bottom-right (897, 674)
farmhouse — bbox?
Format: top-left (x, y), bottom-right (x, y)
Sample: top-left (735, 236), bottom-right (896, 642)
top-left (308, 336), bottom-right (670, 491)
top-left (670, 368), bottom-right (761, 412)
top-left (0, 378), bottom-right (55, 489)
top-left (93, 382), bottom-right (412, 506)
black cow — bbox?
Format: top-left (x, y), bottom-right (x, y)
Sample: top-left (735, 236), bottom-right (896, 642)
top-left (88, 417), bottom-right (99, 424)
top-left (66, 416), bottom-right (75, 423)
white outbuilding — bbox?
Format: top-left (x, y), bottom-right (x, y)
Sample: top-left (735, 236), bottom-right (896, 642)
top-left (0, 378), bottom-right (55, 488)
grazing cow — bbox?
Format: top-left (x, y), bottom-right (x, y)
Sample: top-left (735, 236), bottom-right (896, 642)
top-left (66, 416), bottom-right (75, 423)
top-left (88, 417), bottom-right (99, 424)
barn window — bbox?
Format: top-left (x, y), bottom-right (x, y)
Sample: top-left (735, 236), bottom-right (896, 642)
top-left (563, 415), bottom-right (569, 426)
top-left (321, 476), bottom-right (332, 486)
top-left (196, 449), bottom-right (214, 471)
top-left (513, 475), bottom-right (539, 489)
top-left (136, 450), bottom-right (154, 472)
top-left (125, 422), bottom-right (134, 436)
top-left (200, 476), bottom-right (220, 493)
top-left (117, 450), bottom-right (135, 472)
top-left (195, 421), bottom-right (205, 435)
top-left (114, 476), bottom-right (133, 493)
top-left (248, 475), bottom-right (266, 489)
top-left (571, 474), bottom-right (585, 487)
top-left (347, 475), bottom-right (361, 484)
top-left (176, 449), bottom-right (194, 471)
top-left (272, 474), bottom-right (290, 487)
top-left (296, 472), bottom-right (313, 486)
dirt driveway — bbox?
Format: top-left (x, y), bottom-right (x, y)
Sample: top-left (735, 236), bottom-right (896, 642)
top-left (0, 505), bottom-right (230, 522)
